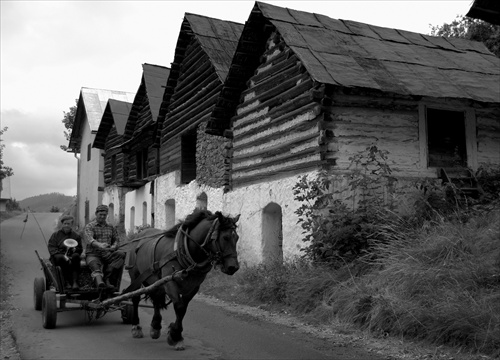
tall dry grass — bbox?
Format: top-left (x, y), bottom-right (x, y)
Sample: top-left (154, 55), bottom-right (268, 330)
top-left (201, 209), bottom-right (500, 356)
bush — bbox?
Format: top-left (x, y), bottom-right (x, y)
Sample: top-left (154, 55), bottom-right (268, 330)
top-left (293, 145), bottom-right (398, 267)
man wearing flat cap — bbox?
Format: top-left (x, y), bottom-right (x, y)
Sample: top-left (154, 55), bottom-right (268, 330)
top-left (84, 204), bottom-right (125, 289)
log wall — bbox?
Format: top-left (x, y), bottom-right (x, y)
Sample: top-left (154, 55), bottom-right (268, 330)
top-left (229, 33), bottom-right (322, 188)
top-left (159, 37), bottom-right (229, 187)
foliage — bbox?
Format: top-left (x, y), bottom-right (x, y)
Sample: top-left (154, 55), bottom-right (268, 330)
top-left (50, 206), bottom-right (60, 213)
top-left (6, 198), bottom-right (21, 212)
top-left (19, 193), bottom-right (75, 212)
top-left (202, 207), bottom-right (500, 357)
top-left (413, 165), bottom-right (500, 224)
top-left (292, 145), bottom-right (397, 267)
top-left (60, 99), bottom-right (78, 151)
top-left (134, 224), bottom-right (152, 234)
top-left (0, 127), bottom-right (14, 182)
top-left (430, 15), bottom-right (500, 57)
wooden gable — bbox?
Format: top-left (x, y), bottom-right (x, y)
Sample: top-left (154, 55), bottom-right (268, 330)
top-left (158, 13), bottom-right (243, 187)
top-left (122, 64), bottom-right (170, 187)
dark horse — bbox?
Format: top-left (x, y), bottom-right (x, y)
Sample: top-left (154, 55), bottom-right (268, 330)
top-left (124, 209), bottom-right (240, 350)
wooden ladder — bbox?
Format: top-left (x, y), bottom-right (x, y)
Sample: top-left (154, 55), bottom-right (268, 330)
top-left (439, 168), bottom-right (484, 199)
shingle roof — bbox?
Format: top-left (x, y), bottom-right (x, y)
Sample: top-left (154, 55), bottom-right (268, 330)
top-left (141, 63), bottom-right (170, 122)
top-left (68, 88), bottom-right (136, 151)
top-left (158, 13), bottom-right (243, 123)
top-left (209, 1), bottom-right (500, 135)
top-left (93, 99), bottom-right (132, 149)
top-left (258, 2), bottom-right (499, 103)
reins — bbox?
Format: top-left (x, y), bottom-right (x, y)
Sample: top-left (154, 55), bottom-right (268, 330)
top-left (122, 217), bottom-right (230, 294)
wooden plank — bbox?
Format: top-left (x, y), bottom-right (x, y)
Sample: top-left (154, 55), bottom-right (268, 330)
top-left (418, 103), bottom-right (428, 169)
top-left (465, 108), bottom-right (478, 171)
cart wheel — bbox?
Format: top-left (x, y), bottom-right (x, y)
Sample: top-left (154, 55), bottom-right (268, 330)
top-left (121, 304), bottom-right (134, 324)
top-left (42, 291), bottom-right (57, 329)
top-left (33, 277), bottom-right (45, 311)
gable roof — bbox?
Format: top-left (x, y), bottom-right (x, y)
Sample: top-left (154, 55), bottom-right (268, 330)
top-left (68, 87), bottom-right (135, 152)
top-left (93, 99), bottom-right (133, 149)
top-left (158, 13), bottom-right (243, 123)
top-left (466, 0), bottom-right (500, 25)
top-left (140, 63), bottom-right (171, 122)
top-left (123, 63), bottom-right (170, 146)
top-left (208, 1), bottom-right (500, 135)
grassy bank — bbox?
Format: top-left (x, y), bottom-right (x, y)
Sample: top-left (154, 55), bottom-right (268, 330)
top-left (200, 208), bottom-right (500, 358)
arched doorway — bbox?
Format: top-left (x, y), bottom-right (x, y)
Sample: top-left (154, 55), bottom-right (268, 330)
top-left (165, 199), bottom-right (175, 229)
top-left (130, 206), bottom-right (135, 233)
top-left (142, 201), bottom-right (147, 226)
top-left (196, 192), bottom-right (207, 210)
top-left (262, 202), bottom-right (283, 264)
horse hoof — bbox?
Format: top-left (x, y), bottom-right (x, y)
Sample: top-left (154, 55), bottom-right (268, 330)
top-left (132, 325), bottom-right (143, 338)
top-left (150, 328), bottom-right (161, 339)
top-left (167, 334), bottom-right (175, 346)
top-left (175, 341), bottom-right (185, 351)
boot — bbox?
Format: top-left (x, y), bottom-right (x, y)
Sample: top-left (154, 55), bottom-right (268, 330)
top-left (72, 272), bottom-right (80, 290)
top-left (94, 274), bottom-right (106, 289)
top-left (105, 278), bottom-right (115, 290)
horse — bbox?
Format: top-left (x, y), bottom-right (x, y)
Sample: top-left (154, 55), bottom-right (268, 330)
top-left (123, 209), bottom-right (240, 350)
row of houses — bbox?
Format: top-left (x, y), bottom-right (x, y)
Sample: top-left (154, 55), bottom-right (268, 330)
top-left (67, 2), bottom-right (500, 266)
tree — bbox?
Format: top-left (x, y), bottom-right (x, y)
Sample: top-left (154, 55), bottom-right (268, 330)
top-left (60, 99), bottom-right (78, 151)
top-left (430, 15), bottom-right (500, 57)
top-left (0, 126), bottom-right (14, 182)
top-left (6, 198), bottom-right (21, 211)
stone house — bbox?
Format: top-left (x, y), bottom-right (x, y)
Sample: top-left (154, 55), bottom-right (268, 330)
top-left (94, 64), bottom-right (170, 234)
top-left (92, 99), bottom-right (133, 228)
top-left (203, 2), bottom-right (500, 265)
top-left (68, 88), bottom-right (135, 228)
top-left (152, 13), bottom-right (243, 229)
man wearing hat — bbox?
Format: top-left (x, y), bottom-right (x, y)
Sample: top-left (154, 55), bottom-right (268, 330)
top-left (84, 204), bottom-right (125, 289)
top-left (48, 215), bottom-right (83, 290)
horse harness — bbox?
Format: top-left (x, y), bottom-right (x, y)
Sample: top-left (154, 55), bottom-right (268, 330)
top-left (123, 219), bottom-right (229, 294)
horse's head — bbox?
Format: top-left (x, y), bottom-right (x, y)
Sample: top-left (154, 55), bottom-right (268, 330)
top-left (212, 212), bottom-right (240, 275)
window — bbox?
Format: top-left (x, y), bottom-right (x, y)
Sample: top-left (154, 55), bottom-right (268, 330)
top-left (136, 148), bottom-right (148, 180)
top-left (181, 130), bottom-right (197, 184)
top-left (419, 105), bottom-right (477, 170)
top-left (427, 108), bottom-right (466, 167)
top-left (111, 155), bottom-right (117, 181)
top-left (87, 143), bottom-right (92, 161)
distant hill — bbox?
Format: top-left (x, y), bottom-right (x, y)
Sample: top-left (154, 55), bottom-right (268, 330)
top-left (19, 193), bottom-right (76, 213)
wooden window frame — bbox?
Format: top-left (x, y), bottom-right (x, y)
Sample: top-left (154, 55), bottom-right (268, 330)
top-left (87, 143), bottom-right (92, 161)
top-left (418, 103), bottom-right (477, 171)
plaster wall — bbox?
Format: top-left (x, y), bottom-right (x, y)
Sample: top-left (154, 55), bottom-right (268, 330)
top-left (154, 171), bottom-right (225, 230)
top-left (124, 182), bottom-right (152, 234)
top-left (77, 122), bottom-right (103, 227)
top-left (154, 170), bottom-right (316, 266)
top-left (223, 173), bottom-right (314, 266)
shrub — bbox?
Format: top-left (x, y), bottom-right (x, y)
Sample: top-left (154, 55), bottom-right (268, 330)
top-left (293, 145), bottom-right (398, 267)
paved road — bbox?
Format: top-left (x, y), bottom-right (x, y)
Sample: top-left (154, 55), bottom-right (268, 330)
top-left (1, 213), bottom-right (383, 360)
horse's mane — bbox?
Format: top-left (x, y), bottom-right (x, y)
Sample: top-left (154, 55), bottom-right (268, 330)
top-left (163, 209), bottom-right (220, 238)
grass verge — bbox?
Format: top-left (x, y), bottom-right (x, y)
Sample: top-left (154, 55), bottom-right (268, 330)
top-left (200, 209), bottom-right (500, 358)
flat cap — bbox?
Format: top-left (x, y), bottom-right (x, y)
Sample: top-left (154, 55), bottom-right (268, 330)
top-left (95, 204), bottom-right (109, 213)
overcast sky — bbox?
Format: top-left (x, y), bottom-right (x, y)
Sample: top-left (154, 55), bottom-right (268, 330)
top-left (0, 0), bottom-right (473, 201)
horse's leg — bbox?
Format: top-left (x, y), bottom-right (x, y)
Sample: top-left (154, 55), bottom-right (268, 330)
top-left (149, 291), bottom-right (164, 340)
top-left (166, 284), bottom-right (200, 351)
top-left (131, 294), bottom-right (143, 338)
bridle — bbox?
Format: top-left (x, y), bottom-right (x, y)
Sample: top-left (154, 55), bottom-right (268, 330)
top-left (177, 218), bottom-right (238, 270)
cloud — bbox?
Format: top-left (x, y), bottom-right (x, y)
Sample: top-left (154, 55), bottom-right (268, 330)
top-left (2, 109), bottom-right (76, 200)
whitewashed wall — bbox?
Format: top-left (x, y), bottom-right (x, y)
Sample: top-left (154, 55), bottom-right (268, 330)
top-left (154, 171), bottom-right (225, 230)
top-left (124, 182), bottom-right (152, 234)
top-left (77, 121), bottom-right (103, 227)
top-left (153, 170), bottom-right (316, 266)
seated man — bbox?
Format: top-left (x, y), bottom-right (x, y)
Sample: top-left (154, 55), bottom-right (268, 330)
top-left (84, 205), bottom-right (125, 289)
top-left (48, 215), bottom-right (83, 290)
